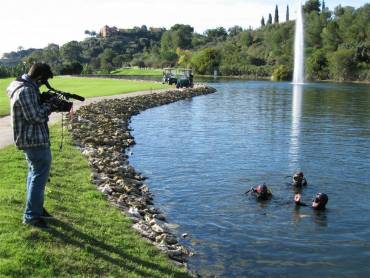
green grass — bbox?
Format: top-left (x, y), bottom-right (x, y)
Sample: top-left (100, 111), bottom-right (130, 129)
top-left (0, 77), bottom-right (170, 117)
top-left (111, 68), bottom-right (164, 76)
top-left (0, 78), bottom-right (13, 117)
top-left (0, 125), bottom-right (190, 278)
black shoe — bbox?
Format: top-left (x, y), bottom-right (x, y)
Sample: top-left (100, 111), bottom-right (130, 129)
top-left (23, 218), bottom-right (48, 229)
top-left (41, 208), bottom-right (53, 219)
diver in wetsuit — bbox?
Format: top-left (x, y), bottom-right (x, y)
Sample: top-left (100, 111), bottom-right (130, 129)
top-left (294, 192), bottom-right (329, 210)
top-left (292, 171), bottom-right (307, 187)
top-left (245, 184), bottom-right (272, 201)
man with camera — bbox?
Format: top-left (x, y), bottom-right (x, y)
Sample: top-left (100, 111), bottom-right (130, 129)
top-left (7, 63), bottom-right (57, 228)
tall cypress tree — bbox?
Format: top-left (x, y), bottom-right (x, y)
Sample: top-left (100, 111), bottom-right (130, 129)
top-left (286, 5), bottom-right (290, 21)
top-left (261, 17), bottom-right (265, 27)
top-left (267, 13), bottom-right (272, 24)
top-left (274, 5), bottom-right (279, 24)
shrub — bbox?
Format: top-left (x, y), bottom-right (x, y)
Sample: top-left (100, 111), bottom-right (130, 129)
top-left (271, 65), bottom-right (292, 81)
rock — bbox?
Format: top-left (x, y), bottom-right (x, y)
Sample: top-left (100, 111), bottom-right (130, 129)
top-left (69, 85), bottom-right (217, 265)
top-left (155, 234), bottom-right (165, 243)
top-left (181, 233), bottom-right (189, 239)
top-left (128, 207), bottom-right (141, 218)
top-left (144, 214), bottom-right (153, 222)
top-left (162, 234), bottom-right (178, 245)
top-left (139, 184), bottom-right (149, 193)
top-left (154, 214), bottom-right (166, 221)
top-left (132, 222), bottom-right (156, 240)
top-left (151, 224), bottom-right (166, 234)
top-left (100, 184), bottom-right (113, 195)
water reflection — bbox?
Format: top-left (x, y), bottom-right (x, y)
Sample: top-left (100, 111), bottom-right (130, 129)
top-left (289, 84), bottom-right (303, 169)
top-left (292, 205), bottom-right (328, 227)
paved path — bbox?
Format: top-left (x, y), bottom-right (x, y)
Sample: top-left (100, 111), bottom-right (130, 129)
top-left (0, 89), bottom-right (167, 149)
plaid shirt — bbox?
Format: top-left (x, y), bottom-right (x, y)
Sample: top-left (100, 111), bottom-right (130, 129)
top-left (7, 75), bottom-right (52, 149)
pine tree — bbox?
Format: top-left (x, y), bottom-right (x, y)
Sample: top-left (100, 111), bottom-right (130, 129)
top-left (274, 5), bottom-right (279, 24)
top-left (322, 0), bottom-right (326, 11)
top-left (261, 17), bottom-right (265, 27)
top-left (286, 5), bottom-right (290, 21)
top-left (267, 13), bottom-right (272, 24)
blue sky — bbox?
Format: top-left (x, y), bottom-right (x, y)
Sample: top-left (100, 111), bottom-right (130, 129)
top-left (1, 0), bottom-right (367, 57)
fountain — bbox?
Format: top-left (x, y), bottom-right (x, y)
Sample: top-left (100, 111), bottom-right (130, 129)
top-left (289, 1), bottom-right (305, 168)
top-left (293, 0), bottom-right (304, 84)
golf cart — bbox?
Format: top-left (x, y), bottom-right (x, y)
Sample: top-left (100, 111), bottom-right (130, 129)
top-left (176, 69), bottom-right (193, 88)
top-left (162, 68), bottom-right (178, 85)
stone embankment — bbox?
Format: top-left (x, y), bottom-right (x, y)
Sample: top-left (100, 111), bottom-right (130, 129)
top-left (69, 85), bottom-right (216, 265)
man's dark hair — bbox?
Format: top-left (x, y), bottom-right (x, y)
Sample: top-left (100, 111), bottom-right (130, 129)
top-left (28, 63), bottom-right (53, 80)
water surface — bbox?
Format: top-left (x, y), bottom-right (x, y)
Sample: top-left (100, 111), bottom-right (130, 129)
top-left (129, 81), bottom-right (370, 277)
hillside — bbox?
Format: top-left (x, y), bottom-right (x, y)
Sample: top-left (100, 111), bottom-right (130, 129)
top-left (1, 1), bottom-right (369, 82)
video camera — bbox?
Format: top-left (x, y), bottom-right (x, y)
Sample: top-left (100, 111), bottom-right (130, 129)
top-left (40, 81), bottom-right (85, 112)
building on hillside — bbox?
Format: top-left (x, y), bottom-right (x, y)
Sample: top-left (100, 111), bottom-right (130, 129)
top-left (149, 27), bottom-right (165, 33)
top-left (99, 25), bottom-right (119, 37)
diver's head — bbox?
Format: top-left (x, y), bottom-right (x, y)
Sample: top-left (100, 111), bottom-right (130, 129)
top-left (293, 171), bottom-right (305, 186)
top-left (256, 184), bottom-right (268, 194)
top-left (255, 184), bottom-right (271, 200)
top-left (312, 193), bottom-right (328, 210)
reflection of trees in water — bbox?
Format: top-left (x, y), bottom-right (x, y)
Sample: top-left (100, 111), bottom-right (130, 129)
top-left (301, 84), bottom-right (370, 126)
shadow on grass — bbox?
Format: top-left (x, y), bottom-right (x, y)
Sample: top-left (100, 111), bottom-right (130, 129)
top-left (47, 219), bottom-right (189, 278)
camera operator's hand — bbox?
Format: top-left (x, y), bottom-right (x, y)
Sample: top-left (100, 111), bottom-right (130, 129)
top-left (43, 95), bottom-right (62, 113)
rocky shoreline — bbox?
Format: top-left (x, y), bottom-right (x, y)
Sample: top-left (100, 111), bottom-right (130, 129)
top-left (68, 85), bottom-right (216, 267)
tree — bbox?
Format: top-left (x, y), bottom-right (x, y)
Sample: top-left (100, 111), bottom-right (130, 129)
top-left (205, 27), bottom-right (228, 42)
top-left (321, 21), bottom-right (340, 51)
top-left (328, 48), bottom-right (356, 81)
top-left (240, 31), bottom-right (253, 46)
top-left (228, 26), bottom-right (243, 37)
top-left (60, 62), bottom-right (83, 75)
top-left (160, 31), bottom-right (177, 65)
top-left (42, 43), bottom-right (62, 71)
top-left (305, 12), bottom-right (324, 48)
top-left (303, 0), bottom-right (321, 14)
top-left (271, 65), bottom-right (291, 80)
top-left (286, 5), bottom-right (290, 21)
top-left (190, 48), bottom-right (221, 75)
top-left (176, 48), bottom-right (192, 67)
top-left (261, 17), bottom-right (265, 27)
top-left (306, 48), bottom-right (329, 79)
top-left (98, 48), bottom-right (115, 72)
top-left (81, 64), bottom-right (92, 74)
top-left (274, 5), bottom-right (279, 24)
top-left (60, 41), bottom-right (83, 64)
top-left (170, 24), bottom-right (194, 49)
top-left (267, 13), bottom-right (273, 25)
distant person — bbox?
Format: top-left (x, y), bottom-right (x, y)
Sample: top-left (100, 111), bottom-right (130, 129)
top-left (292, 171), bottom-right (307, 187)
top-left (294, 192), bottom-right (328, 210)
top-left (7, 63), bottom-right (56, 228)
top-left (189, 72), bottom-right (194, 87)
top-left (245, 184), bottom-right (272, 201)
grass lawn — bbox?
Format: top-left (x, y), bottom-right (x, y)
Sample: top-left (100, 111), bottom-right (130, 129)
top-left (0, 78), bottom-right (13, 117)
top-left (111, 68), bottom-right (164, 76)
top-left (0, 125), bottom-right (190, 277)
top-left (0, 77), bottom-right (170, 117)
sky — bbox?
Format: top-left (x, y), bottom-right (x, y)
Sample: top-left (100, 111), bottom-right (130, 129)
top-left (0, 0), bottom-right (367, 57)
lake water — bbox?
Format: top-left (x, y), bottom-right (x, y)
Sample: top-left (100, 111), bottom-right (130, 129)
top-left (129, 81), bottom-right (370, 277)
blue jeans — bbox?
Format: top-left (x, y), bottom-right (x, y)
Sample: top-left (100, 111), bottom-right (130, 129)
top-left (23, 146), bottom-right (52, 222)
